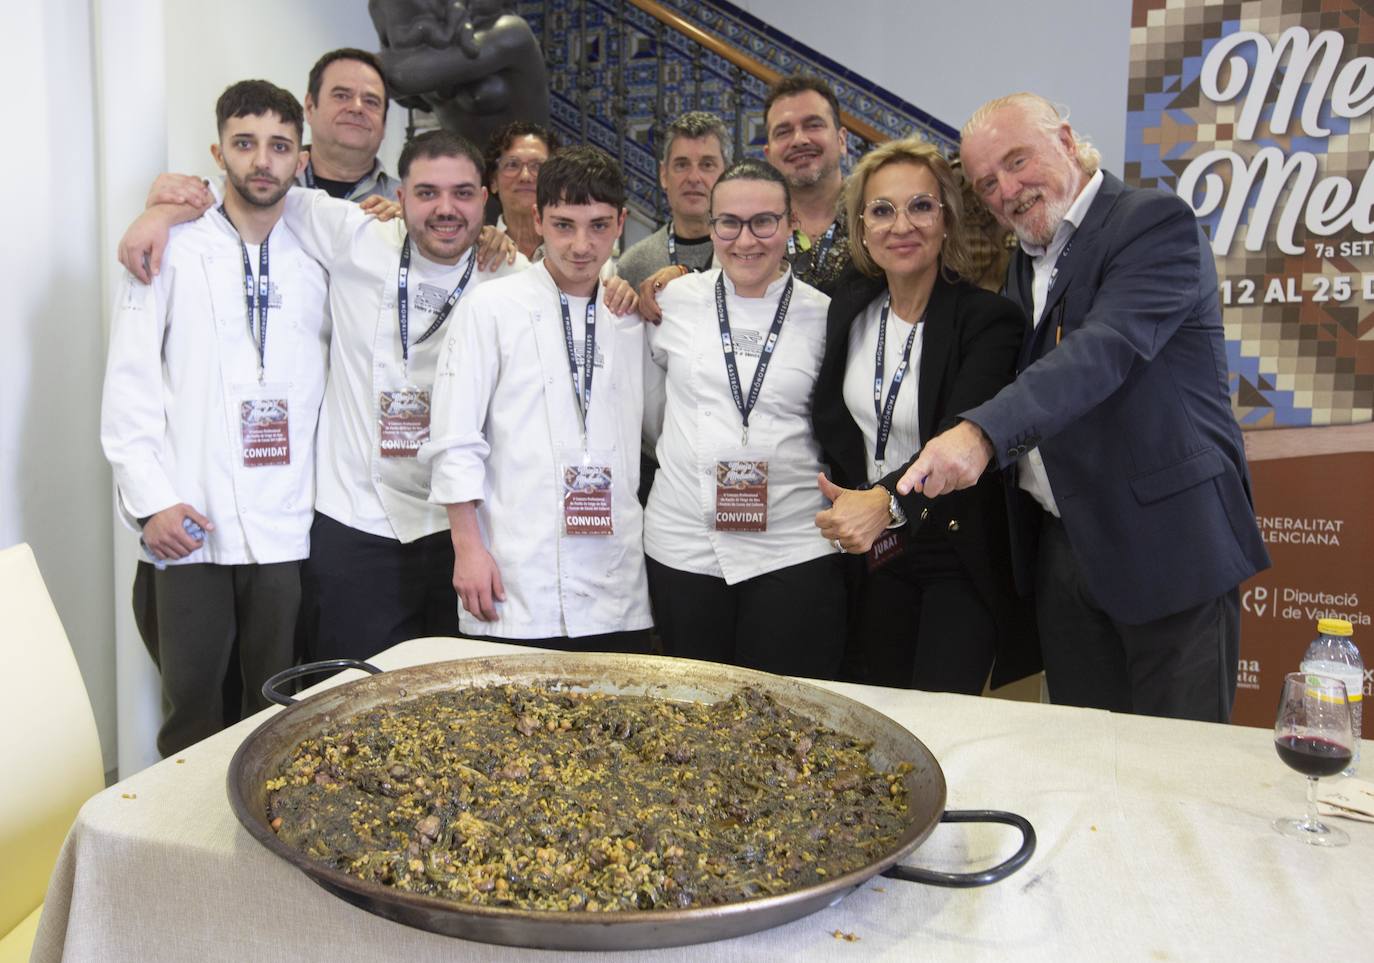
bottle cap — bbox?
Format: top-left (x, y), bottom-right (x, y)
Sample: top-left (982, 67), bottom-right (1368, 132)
top-left (1318, 617), bottom-right (1354, 636)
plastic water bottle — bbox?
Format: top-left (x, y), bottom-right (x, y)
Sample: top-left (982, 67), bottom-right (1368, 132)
top-left (1300, 617), bottom-right (1364, 775)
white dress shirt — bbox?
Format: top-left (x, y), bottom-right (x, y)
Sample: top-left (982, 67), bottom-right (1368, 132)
top-left (423, 262), bottom-right (652, 639)
top-left (1017, 169), bottom-right (1104, 517)
top-left (101, 210), bottom-right (330, 564)
top-left (282, 187), bottom-right (527, 543)
top-left (841, 294), bottom-right (925, 485)
top-left (643, 268), bottom-right (837, 584)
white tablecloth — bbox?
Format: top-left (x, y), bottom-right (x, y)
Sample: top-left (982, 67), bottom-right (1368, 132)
top-left (32, 638), bottom-right (1373, 961)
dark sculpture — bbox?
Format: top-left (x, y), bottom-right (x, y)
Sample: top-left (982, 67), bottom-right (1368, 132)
top-left (369, 0), bottom-right (551, 150)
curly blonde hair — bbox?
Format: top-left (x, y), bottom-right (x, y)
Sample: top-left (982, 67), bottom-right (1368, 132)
top-left (843, 138), bottom-right (975, 281)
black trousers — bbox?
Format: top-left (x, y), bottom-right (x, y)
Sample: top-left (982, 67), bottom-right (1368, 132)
top-left (850, 538), bottom-right (997, 694)
top-left (131, 559), bottom-right (299, 757)
top-left (299, 512), bottom-right (462, 663)
top-left (646, 554), bottom-right (846, 679)
top-left (1036, 512), bottom-right (1239, 722)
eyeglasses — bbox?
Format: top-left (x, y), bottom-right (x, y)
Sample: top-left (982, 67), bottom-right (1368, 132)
top-left (499, 158), bottom-right (543, 177)
top-left (710, 212), bottom-right (787, 240)
top-left (861, 193), bottom-right (943, 231)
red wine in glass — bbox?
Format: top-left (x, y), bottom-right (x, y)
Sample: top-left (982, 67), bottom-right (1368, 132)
top-left (1274, 734), bottom-right (1353, 778)
top-left (1273, 671), bottom-right (1356, 847)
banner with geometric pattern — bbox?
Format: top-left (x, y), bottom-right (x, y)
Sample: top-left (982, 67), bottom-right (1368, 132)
top-left (1125, 0), bottom-right (1373, 429)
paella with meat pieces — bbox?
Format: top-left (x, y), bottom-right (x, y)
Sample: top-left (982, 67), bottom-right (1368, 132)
top-left (264, 684), bottom-right (914, 912)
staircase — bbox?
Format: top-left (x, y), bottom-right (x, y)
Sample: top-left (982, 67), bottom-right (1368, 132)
top-left (408, 0), bottom-right (959, 223)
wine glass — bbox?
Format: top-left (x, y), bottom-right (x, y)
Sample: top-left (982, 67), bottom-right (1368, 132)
top-left (1273, 671), bottom-right (1355, 846)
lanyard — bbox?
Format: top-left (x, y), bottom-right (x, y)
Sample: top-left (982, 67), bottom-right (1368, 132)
top-left (872, 295), bottom-right (922, 474)
top-left (787, 219), bottom-right (838, 266)
top-left (559, 285), bottom-right (599, 441)
top-left (397, 237), bottom-right (475, 377)
top-left (666, 221), bottom-right (679, 266)
top-left (715, 272), bottom-right (793, 446)
top-left (1045, 232), bottom-right (1077, 297)
top-left (219, 205), bottom-right (271, 383)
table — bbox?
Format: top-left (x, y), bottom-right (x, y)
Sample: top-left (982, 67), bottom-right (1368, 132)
top-left (32, 638), bottom-right (1373, 961)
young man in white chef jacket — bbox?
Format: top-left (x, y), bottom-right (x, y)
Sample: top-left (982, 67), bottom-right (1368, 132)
top-left (272, 130), bottom-right (531, 663)
top-left (101, 81), bottom-right (329, 756)
top-left (423, 146), bottom-right (652, 649)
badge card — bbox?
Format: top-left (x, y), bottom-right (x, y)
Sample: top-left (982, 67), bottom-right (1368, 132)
top-left (714, 458), bottom-right (768, 532)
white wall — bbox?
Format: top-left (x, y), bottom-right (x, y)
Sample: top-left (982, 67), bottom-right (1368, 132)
top-left (736, 0), bottom-right (1133, 174)
top-left (163, 1), bottom-right (409, 183)
top-left (2, 0), bottom-right (117, 774)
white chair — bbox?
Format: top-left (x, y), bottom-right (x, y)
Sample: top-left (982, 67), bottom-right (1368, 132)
top-left (0, 543), bottom-right (105, 961)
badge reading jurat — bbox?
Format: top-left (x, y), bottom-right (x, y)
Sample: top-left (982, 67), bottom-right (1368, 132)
top-left (379, 388), bottom-right (431, 458)
top-left (715, 459), bottom-right (768, 532)
top-left (866, 529), bottom-right (907, 573)
top-left (563, 464), bottom-right (614, 535)
top-left (240, 398), bottom-right (290, 467)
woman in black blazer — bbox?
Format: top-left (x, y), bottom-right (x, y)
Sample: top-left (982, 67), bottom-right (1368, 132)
top-left (813, 138), bottom-right (1038, 693)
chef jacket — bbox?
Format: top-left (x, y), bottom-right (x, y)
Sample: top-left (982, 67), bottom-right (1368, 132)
top-left (422, 262), bottom-right (652, 639)
top-left (643, 268), bottom-right (837, 584)
top-left (101, 209), bottom-right (330, 564)
top-left (281, 187), bottom-right (528, 543)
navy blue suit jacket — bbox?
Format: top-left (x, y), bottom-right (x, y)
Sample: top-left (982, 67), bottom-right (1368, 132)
top-left (963, 172), bottom-right (1270, 625)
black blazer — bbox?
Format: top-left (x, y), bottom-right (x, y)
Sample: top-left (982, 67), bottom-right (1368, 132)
top-left (812, 267), bottom-right (1039, 687)
top-left (972, 173), bottom-right (1269, 624)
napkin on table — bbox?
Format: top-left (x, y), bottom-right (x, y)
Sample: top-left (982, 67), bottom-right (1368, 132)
top-left (1317, 776), bottom-right (1374, 823)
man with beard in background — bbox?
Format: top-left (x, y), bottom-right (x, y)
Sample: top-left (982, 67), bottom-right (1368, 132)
top-left (761, 75), bottom-right (852, 293)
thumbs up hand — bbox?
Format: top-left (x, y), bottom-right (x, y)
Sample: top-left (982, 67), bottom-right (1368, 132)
top-left (814, 472), bottom-right (892, 554)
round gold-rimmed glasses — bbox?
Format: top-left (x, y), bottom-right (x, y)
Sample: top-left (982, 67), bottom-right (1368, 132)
top-left (861, 193), bottom-right (943, 232)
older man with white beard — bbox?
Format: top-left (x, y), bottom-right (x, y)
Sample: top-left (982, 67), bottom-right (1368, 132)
top-left (900, 92), bottom-right (1268, 723)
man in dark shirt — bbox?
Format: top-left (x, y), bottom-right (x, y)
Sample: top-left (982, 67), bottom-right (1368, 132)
top-left (299, 48), bottom-right (399, 201)
top-left (761, 75), bottom-right (851, 293)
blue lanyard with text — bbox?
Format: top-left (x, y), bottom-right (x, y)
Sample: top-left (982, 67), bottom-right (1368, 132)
top-left (397, 237), bottom-right (475, 376)
top-left (787, 220), bottom-right (838, 266)
top-left (559, 285), bottom-right (599, 441)
top-left (715, 272), bottom-right (793, 446)
top-left (219, 205), bottom-right (270, 383)
top-left (1046, 233), bottom-right (1077, 297)
top-left (872, 294), bottom-right (922, 474)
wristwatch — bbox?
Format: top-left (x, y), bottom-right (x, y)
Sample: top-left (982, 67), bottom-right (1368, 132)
top-left (879, 485), bottom-right (907, 529)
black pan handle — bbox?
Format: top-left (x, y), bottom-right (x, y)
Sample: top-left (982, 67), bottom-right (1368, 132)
top-left (261, 659), bottom-right (384, 707)
top-left (881, 809), bottom-right (1036, 888)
